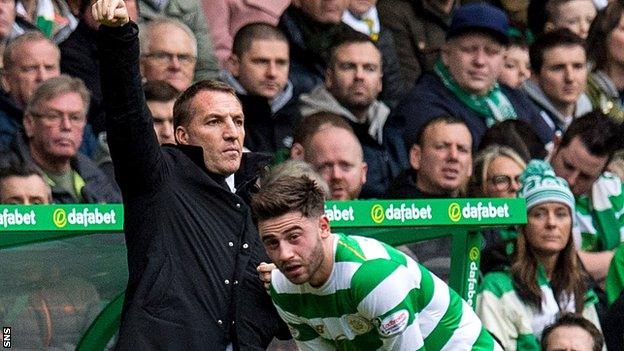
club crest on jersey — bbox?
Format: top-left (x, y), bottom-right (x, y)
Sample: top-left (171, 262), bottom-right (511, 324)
top-left (374, 309), bottom-right (409, 337)
top-left (288, 325), bottom-right (300, 339)
top-left (346, 314), bottom-right (373, 335)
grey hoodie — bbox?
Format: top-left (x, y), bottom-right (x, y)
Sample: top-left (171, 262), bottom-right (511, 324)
top-left (299, 84), bottom-right (390, 144)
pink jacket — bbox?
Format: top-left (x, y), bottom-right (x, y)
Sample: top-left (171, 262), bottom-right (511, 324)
top-left (203, 0), bottom-right (291, 67)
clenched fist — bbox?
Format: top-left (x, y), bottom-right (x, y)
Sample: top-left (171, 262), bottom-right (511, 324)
top-left (92, 0), bottom-right (129, 27)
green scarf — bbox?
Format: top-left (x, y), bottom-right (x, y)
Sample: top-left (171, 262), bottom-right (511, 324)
top-left (434, 60), bottom-right (517, 126)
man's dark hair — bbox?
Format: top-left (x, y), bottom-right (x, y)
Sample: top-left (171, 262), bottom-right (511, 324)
top-left (144, 80), bottom-right (180, 103)
top-left (529, 28), bottom-right (586, 73)
top-left (541, 313), bottom-right (603, 351)
top-left (0, 162), bottom-right (48, 198)
top-left (407, 115), bottom-right (468, 148)
top-left (328, 30), bottom-right (380, 68)
top-left (560, 111), bottom-right (620, 159)
top-left (479, 119), bottom-right (547, 161)
top-left (251, 175), bottom-right (325, 221)
top-left (232, 22), bottom-right (288, 57)
top-left (293, 112), bottom-right (354, 149)
top-left (173, 80), bottom-right (240, 128)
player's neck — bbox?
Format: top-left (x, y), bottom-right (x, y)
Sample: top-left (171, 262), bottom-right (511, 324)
top-left (309, 234), bottom-right (336, 288)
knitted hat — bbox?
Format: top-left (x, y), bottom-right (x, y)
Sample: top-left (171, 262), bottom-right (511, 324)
top-left (517, 160), bottom-right (575, 212)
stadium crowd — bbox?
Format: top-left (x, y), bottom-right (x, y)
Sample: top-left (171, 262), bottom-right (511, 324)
top-left (1, 0), bottom-right (624, 350)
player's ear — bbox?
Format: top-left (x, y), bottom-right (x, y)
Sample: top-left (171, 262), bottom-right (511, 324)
top-left (319, 215), bottom-right (330, 238)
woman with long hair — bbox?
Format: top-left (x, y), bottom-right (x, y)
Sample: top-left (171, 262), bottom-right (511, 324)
top-left (477, 160), bottom-right (602, 351)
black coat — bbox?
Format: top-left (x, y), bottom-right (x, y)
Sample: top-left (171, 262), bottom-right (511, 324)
top-left (97, 23), bottom-right (287, 350)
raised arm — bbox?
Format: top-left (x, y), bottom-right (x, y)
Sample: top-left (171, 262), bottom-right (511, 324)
top-left (94, 0), bottom-right (165, 196)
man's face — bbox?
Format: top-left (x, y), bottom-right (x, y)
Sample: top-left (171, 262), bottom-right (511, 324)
top-left (258, 211), bottom-right (331, 286)
top-left (326, 42), bottom-right (382, 112)
top-left (140, 24), bottom-right (196, 91)
top-left (229, 39), bottom-right (289, 100)
top-left (410, 121), bottom-right (472, 196)
top-left (0, 0), bottom-right (15, 40)
top-left (441, 33), bottom-right (505, 96)
top-left (0, 175), bottom-right (50, 204)
top-left (306, 126), bottom-right (367, 200)
top-left (549, 0), bottom-right (596, 39)
top-left (177, 90), bottom-right (245, 176)
top-left (23, 92), bottom-right (86, 161)
top-left (147, 99), bottom-right (175, 144)
top-left (537, 45), bottom-right (587, 111)
top-left (2, 40), bottom-right (60, 107)
top-left (544, 325), bottom-right (594, 351)
top-left (551, 136), bottom-right (608, 196)
top-left (299, 0), bottom-right (349, 23)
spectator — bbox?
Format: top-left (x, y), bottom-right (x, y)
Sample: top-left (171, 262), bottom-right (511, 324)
top-left (549, 112), bottom-right (622, 285)
top-left (391, 3), bottom-right (553, 148)
top-left (528, 0), bottom-right (597, 39)
top-left (469, 145), bottom-right (525, 199)
top-left (221, 22), bottom-right (298, 153)
top-left (469, 145), bottom-right (526, 274)
top-left (251, 174), bottom-right (502, 350)
top-left (93, 2), bottom-right (288, 348)
top-left (138, 18), bottom-right (196, 91)
top-left (291, 112), bottom-right (367, 200)
top-left (498, 34), bottom-right (530, 89)
top-left (0, 75), bottom-right (120, 203)
top-left (0, 31), bottom-right (97, 155)
top-left (524, 28), bottom-right (591, 135)
top-left (386, 115), bottom-right (472, 199)
top-left (0, 162), bottom-right (51, 204)
top-left (138, 0), bottom-right (218, 80)
top-left (585, 1), bottom-right (624, 124)
top-left (477, 160), bottom-right (603, 350)
top-left (297, 31), bottom-right (408, 197)
top-left (541, 313), bottom-right (604, 351)
top-left (0, 0), bottom-right (16, 58)
top-left (203, 0), bottom-right (290, 67)
top-left (377, 0), bottom-right (457, 86)
top-left (60, 0), bottom-right (139, 136)
top-left (144, 80), bottom-right (178, 145)
top-left (278, 0), bottom-right (406, 106)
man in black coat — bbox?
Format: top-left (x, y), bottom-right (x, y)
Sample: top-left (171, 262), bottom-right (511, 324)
top-left (92, 0), bottom-right (288, 349)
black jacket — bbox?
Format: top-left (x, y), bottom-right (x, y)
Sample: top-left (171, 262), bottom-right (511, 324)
top-left (97, 23), bottom-right (287, 350)
top-left (0, 131), bottom-right (120, 204)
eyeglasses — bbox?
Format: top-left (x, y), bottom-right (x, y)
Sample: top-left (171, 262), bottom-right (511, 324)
top-left (143, 51), bottom-right (196, 66)
top-left (487, 174), bottom-right (521, 191)
top-left (31, 111), bottom-right (86, 127)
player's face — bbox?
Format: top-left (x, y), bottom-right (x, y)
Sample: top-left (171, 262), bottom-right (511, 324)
top-left (258, 211), bottom-right (332, 287)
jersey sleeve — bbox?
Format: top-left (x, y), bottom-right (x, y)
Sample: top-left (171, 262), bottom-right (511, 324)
top-left (350, 259), bottom-right (425, 351)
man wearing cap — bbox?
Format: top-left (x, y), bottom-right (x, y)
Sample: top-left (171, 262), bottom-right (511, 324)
top-left (391, 3), bottom-right (553, 149)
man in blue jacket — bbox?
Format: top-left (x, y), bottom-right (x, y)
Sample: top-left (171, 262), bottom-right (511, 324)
top-left (391, 3), bottom-right (553, 148)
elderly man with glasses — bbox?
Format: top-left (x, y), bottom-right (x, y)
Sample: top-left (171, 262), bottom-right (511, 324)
top-left (0, 75), bottom-right (120, 204)
top-left (139, 18), bottom-right (197, 91)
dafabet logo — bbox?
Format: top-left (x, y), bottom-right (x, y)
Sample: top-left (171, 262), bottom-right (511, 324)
top-left (52, 208), bottom-right (117, 228)
top-left (447, 201), bottom-right (510, 222)
top-left (370, 203), bottom-right (432, 224)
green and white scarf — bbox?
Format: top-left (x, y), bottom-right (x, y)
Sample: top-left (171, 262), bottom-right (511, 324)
top-left (434, 60), bottom-right (517, 126)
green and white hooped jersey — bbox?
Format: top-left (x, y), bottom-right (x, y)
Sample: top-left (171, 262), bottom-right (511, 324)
top-left (575, 172), bottom-right (624, 251)
top-left (269, 233), bottom-right (500, 351)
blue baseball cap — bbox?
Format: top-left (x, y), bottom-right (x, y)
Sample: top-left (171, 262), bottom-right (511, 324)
top-left (447, 3), bottom-right (509, 44)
